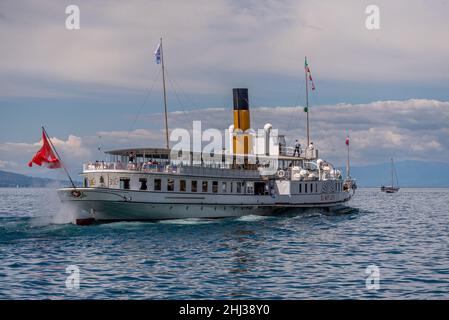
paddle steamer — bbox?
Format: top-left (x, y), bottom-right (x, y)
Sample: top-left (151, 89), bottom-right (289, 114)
top-left (58, 43), bottom-right (356, 221)
top-left (58, 87), bottom-right (356, 221)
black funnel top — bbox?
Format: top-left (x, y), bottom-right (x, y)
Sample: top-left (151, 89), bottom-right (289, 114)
top-left (233, 88), bottom-right (249, 110)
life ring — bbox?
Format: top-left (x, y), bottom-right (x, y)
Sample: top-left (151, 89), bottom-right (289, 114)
top-left (71, 190), bottom-right (82, 198)
top-left (277, 169), bottom-right (285, 178)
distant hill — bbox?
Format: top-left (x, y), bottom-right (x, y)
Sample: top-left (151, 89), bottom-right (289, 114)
top-left (346, 160), bottom-right (449, 187)
top-left (0, 169), bottom-right (80, 188)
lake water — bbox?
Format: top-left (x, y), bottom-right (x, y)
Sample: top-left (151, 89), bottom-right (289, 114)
top-left (0, 188), bottom-right (448, 299)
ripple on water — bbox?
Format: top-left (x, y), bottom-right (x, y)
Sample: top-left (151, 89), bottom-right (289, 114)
top-left (0, 188), bottom-right (449, 299)
top-left (235, 215), bottom-right (271, 222)
top-left (158, 218), bottom-right (217, 225)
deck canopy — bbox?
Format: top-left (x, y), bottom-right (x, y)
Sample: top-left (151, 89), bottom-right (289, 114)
top-left (105, 147), bottom-right (313, 161)
top-left (105, 148), bottom-right (170, 159)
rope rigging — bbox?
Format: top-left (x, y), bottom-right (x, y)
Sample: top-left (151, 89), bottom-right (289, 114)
top-left (126, 68), bottom-right (162, 140)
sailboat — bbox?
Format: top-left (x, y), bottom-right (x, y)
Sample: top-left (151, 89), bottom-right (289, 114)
top-left (381, 158), bottom-right (400, 193)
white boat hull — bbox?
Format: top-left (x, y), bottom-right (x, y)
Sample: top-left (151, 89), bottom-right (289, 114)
top-left (58, 187), bottom-right (353, 221)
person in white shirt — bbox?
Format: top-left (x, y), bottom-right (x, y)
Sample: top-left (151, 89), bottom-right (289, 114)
top-left (293, 140), bottom-right (301, 157)
top-left (308, 142), bottom-right (314, 150)
top-left (307, 142), bottom-right (315, 157)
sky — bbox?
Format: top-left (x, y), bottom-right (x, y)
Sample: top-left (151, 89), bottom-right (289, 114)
top-left (0, 0), bottom-right (449, 178)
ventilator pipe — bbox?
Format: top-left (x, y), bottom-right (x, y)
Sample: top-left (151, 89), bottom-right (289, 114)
top-left (244, 128), bottom-right (256, 155)
top-left (264, 123), bottom-right (272, 156)
top-left (228, 124), bottom-right (234, 155)
top-left (316, 158), bottom-right (323, 180)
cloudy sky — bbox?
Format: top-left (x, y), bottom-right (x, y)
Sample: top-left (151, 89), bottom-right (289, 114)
top-left (1, 0), bottom-right (449, 178)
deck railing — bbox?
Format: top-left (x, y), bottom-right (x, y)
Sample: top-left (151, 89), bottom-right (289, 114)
top-left (280, 147), bottom-right (318, 159)
top-left (83, 162), bottom-right (260, 176)
top-left (83, 161), bottom-right (265, 178)
top-left (83, 162), bottom-right (176, 173)
top-left (82, 161), bottom-right (343, 181)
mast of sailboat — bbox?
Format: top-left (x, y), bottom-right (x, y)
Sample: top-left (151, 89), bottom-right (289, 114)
top-left (396, 160), bottom-right (399, 187)
top-left (391, 158), bottom-right (394, 187)
top-left (305, 56), bottom-right (310, 146)
top-left (160, 37), bottom-right (169, 150)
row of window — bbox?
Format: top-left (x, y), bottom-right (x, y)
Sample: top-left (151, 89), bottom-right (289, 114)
top-left (297, 182), bottom-right (319, 194)
top-left (91, 176), bottom-right (342, 195)
top-left (295, 181), bottom-right (342, 194)
top-left (119, 177), bottom-right (253, 194)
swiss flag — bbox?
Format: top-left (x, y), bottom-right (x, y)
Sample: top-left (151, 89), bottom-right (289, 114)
top-left (28, 129), bottom-right (61, 169)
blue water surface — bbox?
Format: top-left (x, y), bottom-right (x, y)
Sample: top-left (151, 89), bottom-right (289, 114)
top-left (0, 188), bottom-right (448, 299)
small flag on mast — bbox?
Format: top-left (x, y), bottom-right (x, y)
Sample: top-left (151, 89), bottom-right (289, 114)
top-left (305, 58), bottom-right (316, 91)
top-left (346, 135), bottom-right (350, 146)
top-left (154, 42), bottom-right (161, 64)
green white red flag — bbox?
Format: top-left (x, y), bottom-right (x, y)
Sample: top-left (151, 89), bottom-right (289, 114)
top-left (304, 57), bottom-right (316, 91)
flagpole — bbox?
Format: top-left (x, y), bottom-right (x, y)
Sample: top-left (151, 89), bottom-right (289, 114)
top-left (42, 126), bottom-right (77, 190)
top-left (305, 56), bottom-right (310, 147)
top-left (160, 37), bottom-right (169, 150)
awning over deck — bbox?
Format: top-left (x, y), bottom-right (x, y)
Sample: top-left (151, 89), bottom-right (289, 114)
top-left (105, 148), bottom-right (170, 158)
top-left (104, 147), bottom-right (316, 162)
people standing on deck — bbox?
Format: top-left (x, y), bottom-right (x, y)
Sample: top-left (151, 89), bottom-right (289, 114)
top-left (307, 142), bottom-right (315, 158)
top-left (308, 142), bottom-right (314, 150)
top-left (293, 140), bottom-right (301, 157)
top-left (127, 152), bottom-right (136, 170)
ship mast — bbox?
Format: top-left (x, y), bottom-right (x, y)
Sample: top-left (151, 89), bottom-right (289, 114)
top-left (160, 37), bottom-right (169, 150)
top-left (346, 133), bottom-right (350, 179)
top-left (305, 56), bottom-right (310, 147)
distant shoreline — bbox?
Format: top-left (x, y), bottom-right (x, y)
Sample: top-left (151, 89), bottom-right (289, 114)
top-left (0, 169), bottom-right (81, 188)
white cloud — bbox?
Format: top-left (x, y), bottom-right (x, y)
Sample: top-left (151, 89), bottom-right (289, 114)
top-left (0, 160), bottom-right (18, 169)
top-left (93, 128), bottom-right (164, 147)
top-left (0, 134), bottom-right (91, 176)
top-left (50, 135), bottom-right (91, 158)
top-left (384, 130), bottom-right (404, 146)
top-left (1, 98), bottom-right (448, 177)
top-left (95, 98), bottom-right (449, 166)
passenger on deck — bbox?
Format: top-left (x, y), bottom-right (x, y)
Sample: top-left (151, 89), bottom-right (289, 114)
top-left (293, 140), bottom-right (301, 157)
top-left (308, 142), bottom-right (314, 150)
top-left (128, 152), bottom-right (135, 163)
top-left (307, 142), bottom-right (315, 158)
top-left (127, 162), bottom-right (136, 170)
